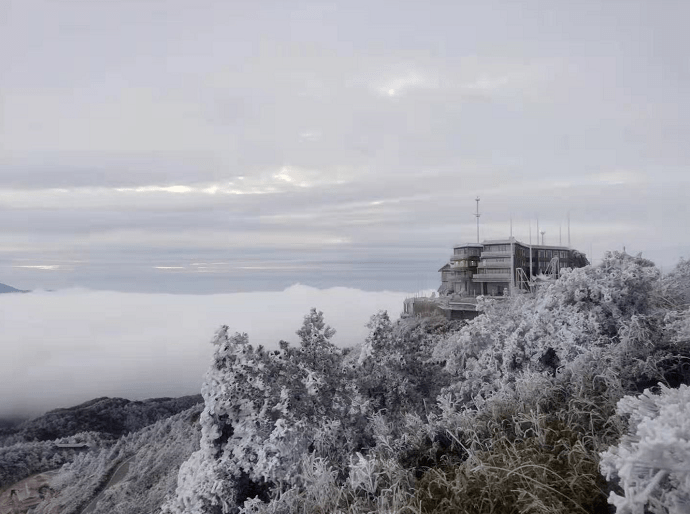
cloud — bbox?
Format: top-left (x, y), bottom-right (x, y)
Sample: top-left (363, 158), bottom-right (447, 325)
top-left (0, 285), bottom-right (411, 418)
top-left (372, 69), bottom-right (440, 97)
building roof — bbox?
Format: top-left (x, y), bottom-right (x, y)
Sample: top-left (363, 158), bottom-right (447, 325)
top-left (452, 242), bottom-right (484, 249)
top-left (482, 238), bottom-right (572, 251)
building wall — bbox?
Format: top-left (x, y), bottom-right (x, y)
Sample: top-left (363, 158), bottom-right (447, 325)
top-left (439, 239), bottom-right (589, 297)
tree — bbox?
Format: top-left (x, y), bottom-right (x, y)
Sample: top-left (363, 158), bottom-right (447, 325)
top-left (296, 308), bottom-right (338, 372)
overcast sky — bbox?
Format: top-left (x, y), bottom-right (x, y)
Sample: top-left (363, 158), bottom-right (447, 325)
top-left (1, 0), bottom-right (689, 293)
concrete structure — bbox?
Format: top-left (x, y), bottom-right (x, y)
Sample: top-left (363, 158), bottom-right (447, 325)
top-left (404, 236), bottom-right (589, 320)
top-left (440, 238), bottom-right (589, 297)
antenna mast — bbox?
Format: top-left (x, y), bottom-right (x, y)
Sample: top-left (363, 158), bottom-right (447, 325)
top-left (540, 230), bottom-right (545, 246)
top-left (567, 212), bottom-right (571, 248)
top-left (475, 196), bottom-right (481, 243)
top-left (529, 221), bottom-right (533, 280)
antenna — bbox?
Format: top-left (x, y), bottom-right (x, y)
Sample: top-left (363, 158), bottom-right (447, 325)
top-left (529, 220), bottom-right (533, 280)
top-left (540, 230), bottom-right (545, 245)
top-left (567, 211), bottom-right (571, 248)
top-left (474, 196), bottom-right (481, 243)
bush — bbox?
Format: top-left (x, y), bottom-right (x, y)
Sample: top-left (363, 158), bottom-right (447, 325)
top-left (600, 384), bottom-right (690, 514)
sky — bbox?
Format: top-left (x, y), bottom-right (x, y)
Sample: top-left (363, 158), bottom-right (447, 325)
top-left (0, 285), bottom-right (411, 418)
top-left (1, 0), bottom-right (690, 293)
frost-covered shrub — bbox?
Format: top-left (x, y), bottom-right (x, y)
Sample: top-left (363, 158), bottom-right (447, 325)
top-left (660, 258), bottom-right (690, 308)
top-left (355, 311), bottom-right (453, 417)
top-left (162, 253), bottom-right (690, 514)
top-left (433, 252), bottom-right (667, 402)
top-left (600, 384), bottom-right (690, 514)
top-left (163, 310), bottom-right (371, 513)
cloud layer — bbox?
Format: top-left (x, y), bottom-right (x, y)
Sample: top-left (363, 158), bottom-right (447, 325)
top-left (0, 285), bottom-right (411, 418)
top-left (1, 1), bottom-right (689, 290)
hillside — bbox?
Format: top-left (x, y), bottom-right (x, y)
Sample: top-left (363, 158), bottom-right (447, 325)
top-left (0, 395), bottom-right (202, 495)
top-left (0, 282), bottom-right (27, 293)
top-left (159, 252), bottom-right (690, 514)
top-left (5, 252), bottom-right (690, 514)
top-left (4, 395), bottom-right (202, 443)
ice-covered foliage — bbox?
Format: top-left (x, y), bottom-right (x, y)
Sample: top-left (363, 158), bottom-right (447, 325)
top-left (31, 404), bottom-right (202, 514)
top-left (660, 258), bottom-right (690, 308)
top-left (600, 384), bottom-right (690, 514)
top-left (163, 310), bottom-right (454, 513)
top-left (433, 251), bottom-right (667, 402)
top-left (162, 252), bottom-right (690, 514)
top-left (162, 310), bottom-right (359, 513)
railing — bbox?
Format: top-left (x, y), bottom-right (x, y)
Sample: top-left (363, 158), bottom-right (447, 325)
top-left (478, 260), bottom-right (511, 268)
top-left (480, 251), bottom-right (512, 258)
top-left (450, 255), bottom-right (479, 264)
top-left (472, 273), bottom-right (511, 281)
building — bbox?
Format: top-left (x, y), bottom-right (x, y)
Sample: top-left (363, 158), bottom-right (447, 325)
top-left (404, 236), bottom-right (589, 320)
top-left (440, 237), bottom-right (589, 297)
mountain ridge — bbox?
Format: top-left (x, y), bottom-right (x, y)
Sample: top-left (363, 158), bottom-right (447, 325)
top-left (0, 282), bottom-right (28, 293)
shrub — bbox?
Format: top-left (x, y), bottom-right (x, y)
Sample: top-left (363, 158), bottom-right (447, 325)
top-left (600, 384), bottom-right (690, 514)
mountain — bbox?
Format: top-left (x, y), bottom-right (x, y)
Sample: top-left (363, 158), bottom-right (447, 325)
top-left (5, 395), bottom-right (202, 443)
top-left (0, 282), bottom-right (28, 293)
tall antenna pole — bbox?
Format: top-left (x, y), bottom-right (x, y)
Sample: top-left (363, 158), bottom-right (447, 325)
top-left (540, 230), bottom-right (545, 246)
top-left (475, 196), bottom-right (481, 243)
top-left (567, 212), bottom-right (571, 248)
top-left (529, 220), bottom-right (533, 281)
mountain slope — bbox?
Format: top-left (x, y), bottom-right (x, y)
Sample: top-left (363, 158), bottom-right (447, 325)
top-left (0, 282), bottom-right (27, 293)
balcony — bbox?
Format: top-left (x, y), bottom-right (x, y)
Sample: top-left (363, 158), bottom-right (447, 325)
top-left (480, 250), bottom-right (512, 258)
top-left (472, 271), bottom-right (511, 282)
top-left (478, 260), bottom-right (512, 268)
top-left (449, 257), bottom-right (479, 268)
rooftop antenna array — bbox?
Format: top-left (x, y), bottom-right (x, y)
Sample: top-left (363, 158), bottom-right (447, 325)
top-left (475, 196), bottom-right (481, 243)
top-left (540, 230), bottom-right (545, 245)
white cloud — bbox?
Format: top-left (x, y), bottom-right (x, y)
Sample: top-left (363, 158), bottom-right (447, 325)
top-left (13, 265), bottom-right (65, 271)
top-left (0, 285), bottom-right (411, 418)
top-left (371, 69), bottom-right (440, 97)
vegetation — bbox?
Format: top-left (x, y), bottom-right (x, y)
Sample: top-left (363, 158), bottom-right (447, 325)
top-left (0, 395), bottom-right (201, 492)
top-left (160, 252), bottom-right (690, 514)
top-left (5, 251), bottom-right (689, 514)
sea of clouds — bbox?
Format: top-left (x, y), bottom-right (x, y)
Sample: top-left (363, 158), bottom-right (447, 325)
top-left (0, 285), bottom-right (416, 418)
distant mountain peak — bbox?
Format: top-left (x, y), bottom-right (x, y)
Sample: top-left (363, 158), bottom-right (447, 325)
top-left (0, 282), bottom-right (28, 294)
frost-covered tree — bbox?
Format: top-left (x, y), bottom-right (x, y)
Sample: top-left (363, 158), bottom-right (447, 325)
top-left (356, 311), bottom-right (451, 416)
top-left (296, 307), bottom-right (338, 372)
top-left (164, 312), bottom-right (364, 514)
